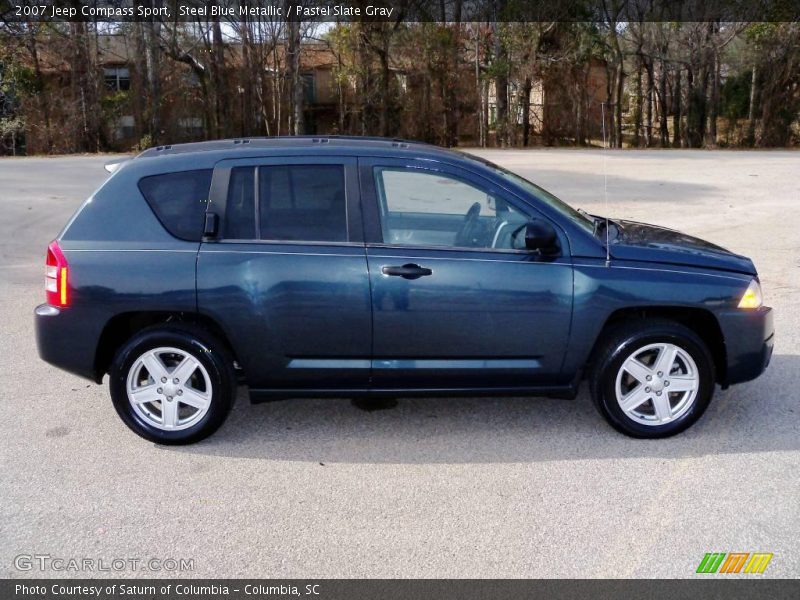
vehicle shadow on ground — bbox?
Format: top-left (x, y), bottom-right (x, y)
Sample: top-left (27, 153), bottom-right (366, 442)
top-left (171, 354), bottom-right (798, 464)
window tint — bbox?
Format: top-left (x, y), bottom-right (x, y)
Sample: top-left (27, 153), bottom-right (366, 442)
top-left (374, 167), bottom-right (528, 250)
top-left (259, 165), bottom-right (347, 242)
top-left (225, 167), bottom-right (256, 239)
top-left (138, 169), bottom-right (212, 241)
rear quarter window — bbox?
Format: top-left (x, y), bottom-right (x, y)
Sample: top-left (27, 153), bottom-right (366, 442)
top-left (138, 170), bottom-right (212, 241)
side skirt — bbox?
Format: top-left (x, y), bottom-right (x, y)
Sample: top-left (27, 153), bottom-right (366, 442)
top-left (248, 384), bottom-right (579, 404)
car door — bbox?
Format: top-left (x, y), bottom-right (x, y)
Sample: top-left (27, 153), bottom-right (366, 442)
top-left (359, 157), bottom-right (574, 390)
top-left (197, 156), bottom-right (371, 394)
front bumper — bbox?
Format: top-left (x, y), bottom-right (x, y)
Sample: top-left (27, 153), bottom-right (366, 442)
top-left (35, 303), bottom-right (100, 382)
top-left (717, 305), bottom-right (774, 386)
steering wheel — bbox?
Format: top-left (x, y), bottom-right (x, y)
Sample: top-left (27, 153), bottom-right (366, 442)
top-left (454, 202), bottom-right (482, 247)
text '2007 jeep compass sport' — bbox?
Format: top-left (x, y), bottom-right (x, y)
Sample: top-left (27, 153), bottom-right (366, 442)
top-left (35, 138), bottom-right (774, 444)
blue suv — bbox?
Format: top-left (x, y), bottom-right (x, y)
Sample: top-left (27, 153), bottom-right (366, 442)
top-left (35, 137), bottom-right (774, 443)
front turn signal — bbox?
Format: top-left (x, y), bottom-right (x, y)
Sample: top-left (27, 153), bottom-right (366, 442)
top-left (738, 279), bottom-right (763, 309)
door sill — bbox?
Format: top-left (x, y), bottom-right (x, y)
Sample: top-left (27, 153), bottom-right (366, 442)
top-left (249, 385), bottom-right (578, 403)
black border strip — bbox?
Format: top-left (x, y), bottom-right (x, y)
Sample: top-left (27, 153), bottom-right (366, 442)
top-left (2, 0), bottom-right (800, 23)
top-left (4, 579), bottom-right (800, 600)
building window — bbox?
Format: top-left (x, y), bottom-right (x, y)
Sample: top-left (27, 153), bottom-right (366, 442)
top-left (115, 115), bottom-right (135, 140)
top-left (178, 117), bottom-right (204, 138)
top-left (301, 73), bottom-right (315, 104)
top-left (104, 67), bottom-right (130, 92)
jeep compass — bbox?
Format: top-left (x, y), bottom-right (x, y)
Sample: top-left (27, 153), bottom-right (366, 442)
top-left (35, 137), bottom-right (774, 443)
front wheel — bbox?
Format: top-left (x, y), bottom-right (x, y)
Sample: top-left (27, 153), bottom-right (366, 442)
top-left (590, 320), bottom-right (716, 438)
top-left (109, 325), bottom-right (236, 444)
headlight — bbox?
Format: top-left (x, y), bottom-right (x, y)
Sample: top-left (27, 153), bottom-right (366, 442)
top-left (738, 279), bottom-right (763, 309)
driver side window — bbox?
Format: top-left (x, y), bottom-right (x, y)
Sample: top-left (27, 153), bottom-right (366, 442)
top-left (374, 167), bottom-right (528, 250)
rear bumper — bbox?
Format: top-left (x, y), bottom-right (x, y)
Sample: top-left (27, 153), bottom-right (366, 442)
top-left (717, 306), bottom-right (774, 386)
top-left (35, 304), bottom-right (100, 382)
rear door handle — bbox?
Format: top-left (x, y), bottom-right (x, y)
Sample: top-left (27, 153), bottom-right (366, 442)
top-left (381, 263), bottom-right (433, 280)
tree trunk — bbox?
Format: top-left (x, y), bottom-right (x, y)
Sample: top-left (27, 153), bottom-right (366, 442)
top-left (673, 67), bottom-right (682, 147)
top-left (378, 44), bottom-right (390, 137)
top-left (474, 24), bottom-right (485, 147)
top-left (210, 19), bottom-right (229, 138)
top-left (356, 24), bottom-right (371, 135)
top-left (144, 18), bottom-right (160, 142)
top-left (493, 21), bottom-right (509, 147)
top-left (240, 18), bottom-right (254, 137)
top-left (336, 47), bottom-right (346, 133)
top-left (645, 58), bottom-right (654, 147)
top-left (746, 65), bottom-right (758, 146)
top-left (271, 43), bottom-right (281, 135)
top-left (131, 22), bottom-right (146, 142)
top-left (521, 76), bottom-right (532, 146)
top-left (444, 3), bottom-right (462, 146)
top-left (659, 59), bottom-right (668, 147)
top-left (613, 58), bottom-right (624, 147)
top-left (707, 48), bottom-right (720, 147)
top-left (573, 77), bottom-right (583, 146)
top-left (26, 26), bottom-right (52, 152)
top-left (605, 20), bottom-right (625, 149)
top-left (578, 64), bottom-right (590, 145)
top-left (69, 22), bottom-right (100, 152)
top-left (287, 18), bottom-right (303, 135)
top-left (686, 65), bottom-right (707, 148)
top-left (634, 56), bottom-right (643, 147)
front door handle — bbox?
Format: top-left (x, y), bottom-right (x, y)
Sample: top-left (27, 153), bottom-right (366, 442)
top-left (381, 263), bottom-right (433, 280)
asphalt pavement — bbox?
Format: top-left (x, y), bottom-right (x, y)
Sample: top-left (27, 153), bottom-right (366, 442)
top-left (0, 149), bottom-right (797, 578)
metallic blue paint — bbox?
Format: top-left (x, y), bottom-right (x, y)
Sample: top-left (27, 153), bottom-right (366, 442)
top-left (196, 242), bottom-right (372, 390)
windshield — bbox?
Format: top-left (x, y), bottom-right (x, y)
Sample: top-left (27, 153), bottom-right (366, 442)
top-left (464, 154), bottom-right (596, 235)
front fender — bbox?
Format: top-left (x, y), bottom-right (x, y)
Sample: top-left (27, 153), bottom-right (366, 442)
top-left (562, 259), bottom-right (752, 381)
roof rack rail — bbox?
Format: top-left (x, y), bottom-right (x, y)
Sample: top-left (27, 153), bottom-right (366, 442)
top-left (263, 134), bottom-right (427, 145)
top-left (134, 135), bottom-right (447, 160)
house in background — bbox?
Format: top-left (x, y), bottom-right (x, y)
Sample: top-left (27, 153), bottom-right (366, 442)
top-left (485, 57), bottom-right (608, 145)
top-left (18, 33), bottom-right (608, 153)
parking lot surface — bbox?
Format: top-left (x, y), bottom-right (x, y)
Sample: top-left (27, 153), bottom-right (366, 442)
top-left (1, 149), bottom-right (797, 578)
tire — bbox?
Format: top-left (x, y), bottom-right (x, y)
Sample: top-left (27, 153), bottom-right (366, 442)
top-left (589, 319), bottom-right (715, 438)
top-left (109, 324), bottom-right (236, 444)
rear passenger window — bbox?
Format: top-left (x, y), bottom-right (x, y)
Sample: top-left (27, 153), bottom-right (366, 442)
top-left (222, 165), bottom-right (347, 243)
top-left (259, 165), bottom-right (347, 242)
top-left (138, 170), bottom-right (212, 241)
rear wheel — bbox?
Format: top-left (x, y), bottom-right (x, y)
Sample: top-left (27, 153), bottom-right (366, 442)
top-left (590, 319), bottom-right (715, 438)
top-left (109, 325), bottom-right (235, 444)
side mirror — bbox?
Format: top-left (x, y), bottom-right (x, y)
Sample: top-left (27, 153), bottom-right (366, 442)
top-left (524, 220), bottom-right (558, 253)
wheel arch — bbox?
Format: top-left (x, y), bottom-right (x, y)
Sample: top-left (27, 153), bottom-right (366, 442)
top-left (94, 311), bottom-right (240, 383)
top-left (585, 306), bottom-right (727, 385)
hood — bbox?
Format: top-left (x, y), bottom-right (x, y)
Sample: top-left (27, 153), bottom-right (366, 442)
top-left (607, 219), bottom-right (756, 275)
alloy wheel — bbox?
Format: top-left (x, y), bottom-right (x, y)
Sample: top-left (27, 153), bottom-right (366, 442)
top-left (125, 346), bottom-right (212, 431)
top-left (614, 342), bottom-right (700, 426)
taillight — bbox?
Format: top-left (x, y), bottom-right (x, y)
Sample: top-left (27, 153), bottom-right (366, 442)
top-left (45, 241), bottom-right (69, 307)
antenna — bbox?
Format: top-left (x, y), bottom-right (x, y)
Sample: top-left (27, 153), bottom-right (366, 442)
top-left (600, 102), bottom-right (611, 266)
